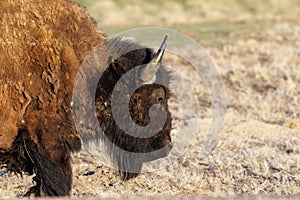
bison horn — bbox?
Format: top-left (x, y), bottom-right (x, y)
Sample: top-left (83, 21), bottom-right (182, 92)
top-left (139, 35), bottom-right (168, 84)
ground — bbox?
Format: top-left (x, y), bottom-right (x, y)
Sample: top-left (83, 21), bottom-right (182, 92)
top-left (1, 0), bottom-right (300, 199)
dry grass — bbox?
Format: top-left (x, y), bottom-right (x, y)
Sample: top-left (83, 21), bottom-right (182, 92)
top-left (77, 0), bottom-right (300, 26)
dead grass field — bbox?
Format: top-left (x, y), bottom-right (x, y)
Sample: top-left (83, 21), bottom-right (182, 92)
top-left (1, 0), bottom-right (300, 199)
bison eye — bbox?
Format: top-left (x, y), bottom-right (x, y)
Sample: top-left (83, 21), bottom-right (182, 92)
top-left (156, 96), bottom-right (164, 103)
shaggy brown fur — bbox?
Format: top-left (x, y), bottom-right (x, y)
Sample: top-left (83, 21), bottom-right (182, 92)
top-left (0, 0), bottom-right (104, 196)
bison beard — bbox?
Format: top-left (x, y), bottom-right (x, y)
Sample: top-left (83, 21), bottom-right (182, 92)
top-left (0, 0), bottom-right (172, 197)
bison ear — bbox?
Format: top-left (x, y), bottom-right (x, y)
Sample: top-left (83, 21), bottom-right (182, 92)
top-left (138, 35), bottom-right (168, 84)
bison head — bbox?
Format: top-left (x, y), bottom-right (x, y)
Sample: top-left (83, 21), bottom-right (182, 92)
top-left (75, 36), bottom-right (172, 180)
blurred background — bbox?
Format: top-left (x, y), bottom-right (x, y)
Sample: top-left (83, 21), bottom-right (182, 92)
top-left (76, 0), bottom-right (300, 39)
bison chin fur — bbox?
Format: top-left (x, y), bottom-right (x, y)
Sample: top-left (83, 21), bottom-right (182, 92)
top-left (109, 128), bottom-right (173, 181)
top-left (116, 142), bottom-right (173, 181)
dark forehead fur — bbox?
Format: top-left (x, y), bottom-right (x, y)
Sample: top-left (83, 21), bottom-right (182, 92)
top-left (103, 37), bottom-right (150, 57)
top-left (99, 37), bottom-right (170, 90)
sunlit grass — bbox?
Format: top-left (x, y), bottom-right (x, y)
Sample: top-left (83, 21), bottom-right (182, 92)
top-left (75, 0), bottom-right (300, 44)
top-left (76, 0), bottom-right (300, 25)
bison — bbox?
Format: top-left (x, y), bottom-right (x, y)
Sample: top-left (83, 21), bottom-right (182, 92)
top-left (0, 0), bottom-right (172, 197)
